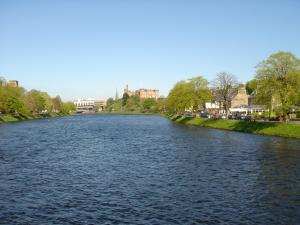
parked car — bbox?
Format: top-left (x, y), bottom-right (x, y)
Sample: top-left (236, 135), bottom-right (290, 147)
top-left (183, 112), bottom-right (194, 118)
top-left (200, 112), bottom-right (209, 118)
top-left (228, 114), bottom-right (238, 120)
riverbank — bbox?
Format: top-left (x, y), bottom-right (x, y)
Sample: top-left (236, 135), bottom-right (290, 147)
top-left (168, 115), bottom-right (300, 139)
top-left (97, 111), bottom-right (157, 115)
top-left (0, 113), bottom-right (71, 123)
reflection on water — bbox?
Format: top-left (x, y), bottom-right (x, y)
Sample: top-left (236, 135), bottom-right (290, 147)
top-left (0, 115), bottom-right (299, 224)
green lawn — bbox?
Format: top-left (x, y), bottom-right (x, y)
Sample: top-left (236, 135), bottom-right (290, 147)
top-left (169, 115), bottom-right (300, 139)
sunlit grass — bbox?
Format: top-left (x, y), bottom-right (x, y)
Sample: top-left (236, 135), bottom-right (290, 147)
top-left (171, 116), bottom-right (300, 139)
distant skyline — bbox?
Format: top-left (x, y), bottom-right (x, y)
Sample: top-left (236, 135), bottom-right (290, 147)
top-left (1, 0), bottom-right (300, 101)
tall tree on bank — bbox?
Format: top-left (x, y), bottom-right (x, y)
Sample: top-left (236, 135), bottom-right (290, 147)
top-left (5, 96), bottom-right (25, 114)
top-left (24, 90), bottom-right (46, 114)
top-left (167, 77), bottom-right (212, 114)
top-left (52, 95), bottom-right (63, 113)
top-left (167, 81), bottom-right (194, 113)
top-left (189, 76), bottom-right (212, 110)
top-left (212, 72), bottom-right (238, 118)
top-left (255, 51), bottom-right (300, 121)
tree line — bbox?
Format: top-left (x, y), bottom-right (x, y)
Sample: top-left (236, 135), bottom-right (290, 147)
top-left (105, 93), bottom-right (166, 113)
top-left (0, 77), bottom-right (75, 117)
top-left (166, 51), bottom-right (300, 121)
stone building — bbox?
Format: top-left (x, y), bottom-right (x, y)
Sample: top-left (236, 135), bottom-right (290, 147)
top-left (229, 86), bottom-right (267, 114)
top-left (136, 88), bottom-right (160, 99)
top-left (9, 80), bottom-right (19, 87)
top-left (230, 86), bottom-right (249, 108)
top-left (124, 84), bottom-right (135, 97)
top-left (124, 84), bottom-right (159, 99)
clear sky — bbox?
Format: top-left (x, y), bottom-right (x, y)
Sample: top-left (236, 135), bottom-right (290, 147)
top-left (1, 0), bottom-right (300, 101)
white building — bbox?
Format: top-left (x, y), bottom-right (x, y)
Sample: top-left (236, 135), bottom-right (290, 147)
top-left (74, 98), bottom-right (106, 113)
top-left (229, 105), bottom-right (267, 115)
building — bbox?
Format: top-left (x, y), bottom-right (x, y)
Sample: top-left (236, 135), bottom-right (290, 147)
top-left (231, 86), bottom-right (249, 108)
top-left (124, 84), bottom-right (160, 99)
top-left (124, 84), bottom-right (135, 97)
top-left (74, 98), bottom-right (106, 113)
top-left (229, 86), bottom-right (267, 115)
top-left (203, 86), bottom-right (267, 115)
top-left (94, 100), bottom-right (106, 110)
top-left (136, 88), bottom-right (160, 99)
top-left (9, 80), bottom-right (19, 87)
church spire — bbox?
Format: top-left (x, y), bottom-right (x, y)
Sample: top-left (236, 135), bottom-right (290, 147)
top-left (115, 89), bottom-right (119, 100)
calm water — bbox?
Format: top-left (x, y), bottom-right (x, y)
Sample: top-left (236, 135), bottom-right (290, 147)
top-left (0, 115), bottom-right (299, 225)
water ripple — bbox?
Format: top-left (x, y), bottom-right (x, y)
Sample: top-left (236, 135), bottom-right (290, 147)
top-left (0, 115), bottom-right (300, 224)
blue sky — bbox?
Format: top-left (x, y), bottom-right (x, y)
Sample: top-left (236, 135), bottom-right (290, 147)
top-left (1, 0), bottom-right (300, 101)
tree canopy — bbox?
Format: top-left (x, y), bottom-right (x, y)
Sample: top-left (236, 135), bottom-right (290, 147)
top-left (255, 51), bottom-right (300, 121)
top-left (0, 77), bottom-right (75, 116)
top-left (167, 76), bottom-right (211, 113)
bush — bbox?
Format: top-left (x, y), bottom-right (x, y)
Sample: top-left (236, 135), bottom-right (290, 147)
top-left (296, 110), bottom-right (300, 118)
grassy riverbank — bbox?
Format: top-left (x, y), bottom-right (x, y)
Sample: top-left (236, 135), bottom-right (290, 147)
top-left (168, 115), bottom-right (300, 139)
top-left (0, 113), bottom-right (71, 123)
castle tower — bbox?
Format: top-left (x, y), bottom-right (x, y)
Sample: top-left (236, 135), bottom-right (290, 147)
top-left (9, 80), bottom-right (19, 87)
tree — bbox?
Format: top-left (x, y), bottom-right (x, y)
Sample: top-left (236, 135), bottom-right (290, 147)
top-left (25, 90), bottom-right (46, 114)
top-left (157, 97), bottom-right (167, 112)
top-left (62, 102), bottom-right (76, 114)
top-left (245, 79), bottom-right (258, 95)
top-left (141, 98), bottom-right (157, 112)
top-left (189, 76), bottom-right (212, 110)
top-left (106, 97), bottom-right (115, 112)
top-left (52, 95), bottom-right (63, 113)
top-left (255, 51), bottom-right (300, 121)
top-left (212, 72), bottom-right (239, 117)
top-left (40, 92), bottom-right (53, 113)
top-left (5, 96), bottom-right (24, 114)
top-left (167, 81), bottom-right (194, 113)
top-left (125, 97), bottom-right (136, 111)
top-left (0, 82), bottom-right (27, 113)
top-left (122, 93), bottom-right (129, 106)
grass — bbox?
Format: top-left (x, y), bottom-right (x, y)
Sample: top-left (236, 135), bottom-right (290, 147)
top-left (0, 112), bottom-right (71, 123)
top-left (168, 115), bottom-right (300, 139)
top-left (0, 115), bottom-right (19, 122)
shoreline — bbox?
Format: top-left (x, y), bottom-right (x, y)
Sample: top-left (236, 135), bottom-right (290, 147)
top-left (3, 112), bottom-right (299, 139)
top-left (167, 114), bottom-right (300, 139)
top-left (0, 113), bottom-right (72, 123)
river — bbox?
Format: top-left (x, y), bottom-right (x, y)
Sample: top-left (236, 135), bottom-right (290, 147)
top-left (0, 114), bottom-right (299, 224)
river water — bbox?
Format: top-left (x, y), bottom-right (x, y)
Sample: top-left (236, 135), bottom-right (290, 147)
top-left (0, 115), bottom-right (299, 224)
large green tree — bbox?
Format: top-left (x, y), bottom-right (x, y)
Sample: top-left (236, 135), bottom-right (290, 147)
top-left (255, 51), bottom-right (300, 121)
top-left (189, 76), bottom-right (212, 110)
top-left (167, 81), bottom-right (194, 113)
top-left (25, 90), bottom-right (46, 114)
top-left (5, 96), bottom-right (24, 114)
